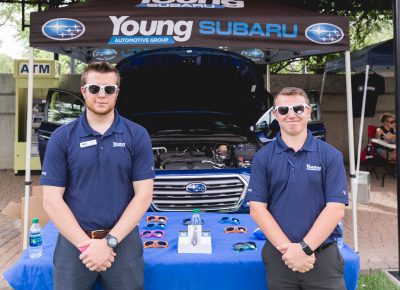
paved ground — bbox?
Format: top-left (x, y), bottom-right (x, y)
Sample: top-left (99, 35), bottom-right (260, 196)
top-left (0, 167), bottom-right (398, 289)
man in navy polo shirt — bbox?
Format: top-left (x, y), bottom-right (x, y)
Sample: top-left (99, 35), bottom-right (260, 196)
top-left (247, 87), bottom-right (348, 290)
top-left (41, 62), bottom-right (154, 290)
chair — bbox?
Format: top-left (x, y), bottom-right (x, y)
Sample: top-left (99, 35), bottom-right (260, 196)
top-left (361, 125), bottom-right (394, 187)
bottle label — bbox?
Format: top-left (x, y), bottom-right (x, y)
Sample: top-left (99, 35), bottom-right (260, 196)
top-left (29, 233), bottom-right (42, 247)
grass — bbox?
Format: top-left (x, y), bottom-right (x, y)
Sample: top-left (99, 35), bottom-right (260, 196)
top-left (357, 271), bottom-right (400, 290)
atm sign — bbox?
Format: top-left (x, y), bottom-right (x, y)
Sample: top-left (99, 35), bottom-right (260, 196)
top-left (19, 63), bottom-right (51, 75)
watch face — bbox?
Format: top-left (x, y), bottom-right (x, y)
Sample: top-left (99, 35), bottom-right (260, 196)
top-left (107, 236), bottom-right (118, 248)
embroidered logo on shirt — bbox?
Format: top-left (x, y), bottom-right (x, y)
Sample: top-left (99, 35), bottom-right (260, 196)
top-left (113, 142), bottom-right (126, 147)
top-left (306, 164), bottom-right (321, 171)
top-left (42, 172), bottom-right (47, 176)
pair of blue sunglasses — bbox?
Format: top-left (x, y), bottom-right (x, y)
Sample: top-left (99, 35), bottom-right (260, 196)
top-left (219, 217), bottom-right (240, 225)
top-left (144, 222), bottom-right (166, 230)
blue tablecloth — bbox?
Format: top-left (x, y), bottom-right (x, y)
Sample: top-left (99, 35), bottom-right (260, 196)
top-left (4, 212), bottom-right (359, 290)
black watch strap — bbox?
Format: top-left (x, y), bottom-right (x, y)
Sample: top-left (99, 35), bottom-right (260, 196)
top-left (300, 240), bottom-right (313, 256)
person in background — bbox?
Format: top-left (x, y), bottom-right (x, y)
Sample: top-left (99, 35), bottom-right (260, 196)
top-left (246, 87), bottom-right (348, 290)
top-left (41, 62), bottom-right (154, 290)
top-left (375, 112), bottom-right (396, 161)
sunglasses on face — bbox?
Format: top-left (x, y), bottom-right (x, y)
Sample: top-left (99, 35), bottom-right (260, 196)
top-left (233, 241), bottom-right (257, 252)
top-left (387, 120), bottom-right (396, 124)
top-left (143, 240), bottom-right (168, 248)
top-left (144, 222), bottom-right (167, 230)
top-left (182, 218), bottom-right (204, 226)
top-left (141, 230), bottom-right (165, 238)
top-left (273, 104), bottom-right (311, 116)
top-left (146, 215), bottom-right (168, 223)
top-left (224, 226), bottom-right (247, 234)
top-left (82, 84), bottom-right (119, 95)
top-left (219, 217), bottom-right (240, 225)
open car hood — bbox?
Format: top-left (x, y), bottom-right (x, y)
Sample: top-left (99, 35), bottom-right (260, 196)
top-left (115, 47), bottom-right (270, 129)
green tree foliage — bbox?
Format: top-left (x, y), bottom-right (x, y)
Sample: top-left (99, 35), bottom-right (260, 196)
top-left (0, 53), bottom-right (13, 73)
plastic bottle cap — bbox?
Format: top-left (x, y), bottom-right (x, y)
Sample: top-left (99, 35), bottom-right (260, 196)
top-left (193, 208), bottom-right (200, 213)
top-left (32, 218), bottom-right (39, 223)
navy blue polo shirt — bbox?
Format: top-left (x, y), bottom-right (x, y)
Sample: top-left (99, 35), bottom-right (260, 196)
top-left (40, 109), bottom-right (155, 230)
top-left (246, 131), bottom-right (348, 243)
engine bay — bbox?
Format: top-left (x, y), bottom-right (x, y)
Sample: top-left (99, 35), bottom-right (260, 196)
top-left (153, 142), bottom-right (258, 170)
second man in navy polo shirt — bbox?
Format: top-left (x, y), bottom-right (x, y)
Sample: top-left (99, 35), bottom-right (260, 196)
top-left (41, 62), bottom-right (155, 290)
top-left (247, 87), bottom-right (348, 290)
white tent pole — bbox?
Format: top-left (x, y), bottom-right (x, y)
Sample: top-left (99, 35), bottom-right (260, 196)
top-left (266, 64), bottom-right (271, 92)
top-left (356, 65), bottom-right (370, 173)
top-left (345, 51), bottom-right (359, 253)
top-left (320, 70), bottom-right (327, 104)
top-left (23, 47), bottom-right (34, 250)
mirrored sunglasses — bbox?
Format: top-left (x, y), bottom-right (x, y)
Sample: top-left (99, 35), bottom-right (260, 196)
top-left (144, 222), bottom-right (167, 230)
top-left (274, 104), bottom-right (310, 116)
top-left (233, 241), bottom-right (257, 252)
top-left (143, 240), bottom-right (168, 248)
top-left (141, 230), bottom-right (165, 238)
top-left (219, 217), bottom-right (240, 225)
top-left (146, 215), bottom-right (168, 223)
top-left (83, 84), bottom-right (119, 95)
top-left (224, 226), bottom-right (247, 234)
top-left (182, 218), bottom-right (204, 226)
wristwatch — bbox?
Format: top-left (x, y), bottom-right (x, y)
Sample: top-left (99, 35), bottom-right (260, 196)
top-left (300, 240), bottom-right (313, 256)
top-left (104, 234), bottom-right (119, 249)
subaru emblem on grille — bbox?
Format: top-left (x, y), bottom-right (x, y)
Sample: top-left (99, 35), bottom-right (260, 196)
top-left (185, 183), bottom-right (207, 193)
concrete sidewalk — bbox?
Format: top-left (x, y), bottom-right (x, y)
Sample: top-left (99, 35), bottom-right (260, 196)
top-left (0, 168), bottom-right (398, 289)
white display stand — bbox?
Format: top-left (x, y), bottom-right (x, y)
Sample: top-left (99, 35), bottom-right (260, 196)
top-left (178, 225), bottom-right (212, 254)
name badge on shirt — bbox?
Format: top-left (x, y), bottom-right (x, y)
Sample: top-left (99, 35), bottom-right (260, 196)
top-left (80, 140), bottom-right (97, 148)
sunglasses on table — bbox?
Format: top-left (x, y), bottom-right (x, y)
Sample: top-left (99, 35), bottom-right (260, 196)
top-left (224, 226), bottom-right (247, 234)
top-left (233, 241), bottom-right (257, 252)
top-left (144, 222), bottom-right (167, 230)
top-left (146, 215), bottom-right (168, 223)
top-left (182, 218), bottom-right (204, 226)
top-left (143, 240), bottom-right (168, 248)
top-left (82, 84), bottom-right (119, 95)
top-left (141, 230), bottom-right (165, 238)
top-left (273, 104), bottom-right (311, 116)
top-left (219, 217), bottom-right (240, 225)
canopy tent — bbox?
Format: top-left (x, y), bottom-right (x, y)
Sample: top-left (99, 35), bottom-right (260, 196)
top-left (322, 39), bottom-right (394, 210)
top-left (322, 40), bottom-right (395, 254)
top-left (325, 39), bottom-right (394, 73)
top-left (25, 0), bottom-right (357, 250)
top-left (29, 0), bottom-right (349, 64)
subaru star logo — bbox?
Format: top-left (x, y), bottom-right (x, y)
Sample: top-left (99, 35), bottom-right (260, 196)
top-left (305, 23), bottom-right (344, 44)
top-left (42, 18), bottom-right (85, 41)
top-left (241, 49), bottom-right (264, 61)
top-left (185, 183), bottom-right (207, 193)
top-left (93, 48), bottom-right (118, 61)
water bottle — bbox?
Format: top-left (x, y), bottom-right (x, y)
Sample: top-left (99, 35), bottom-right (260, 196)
top-left (29, 218), bottom-right (42, 258)
top-left (336, 220), bottom-right (344, 249)
top-left (190, 208), bottom-right (202, 246)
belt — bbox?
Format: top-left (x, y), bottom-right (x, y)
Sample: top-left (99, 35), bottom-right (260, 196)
top-left (85, 229), bottom-right (111, 239)
top-left (314, 241), bottom-right (336, 253)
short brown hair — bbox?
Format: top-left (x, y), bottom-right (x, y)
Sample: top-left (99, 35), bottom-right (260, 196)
top-left (274, 87), bottom-right (310, 105)
top-left (380, 112), bottom-right (395, 123)
top-left (81, 62), bottom-right (120, 86)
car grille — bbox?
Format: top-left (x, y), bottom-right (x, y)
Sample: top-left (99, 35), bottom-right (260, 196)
top-left (152, 174), bottom-right (247, 212)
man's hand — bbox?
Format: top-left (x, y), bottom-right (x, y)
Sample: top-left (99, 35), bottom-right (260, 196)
top-left (280, 243), bottom-right (316, 273)
top-left (78, 239), bottom-right (116, 272)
